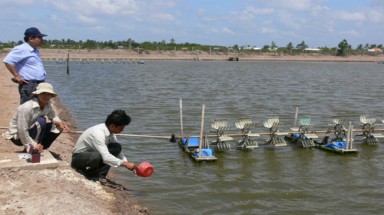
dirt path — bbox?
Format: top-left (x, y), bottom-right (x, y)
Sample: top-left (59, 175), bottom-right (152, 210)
top-left (0, 55), bottom-right (147, 215)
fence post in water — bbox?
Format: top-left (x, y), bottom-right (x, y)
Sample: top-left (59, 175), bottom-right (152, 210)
top-left (347, 121), bottom-right (353, 149)
top-left (294, 107), bottom-right (299, 128)
top-left (198, 104), bottom-right (205, 157)
top-left (179, 98), bottom-right (184, 138)
top-left (66, 53), bottom-right (70, 75)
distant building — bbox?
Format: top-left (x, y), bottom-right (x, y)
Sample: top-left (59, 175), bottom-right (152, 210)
top-left (304, 48), bottom-right (321, 51)
top-left (367, 48), bottom-right (382, 52)
top-left (243, 46), bottom-right (261, 50)
top-left (268, 47), bottom-right (278, 52)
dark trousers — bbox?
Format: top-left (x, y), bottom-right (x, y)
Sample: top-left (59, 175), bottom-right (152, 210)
top-left (71, 142), bottom-right (122, 179)
top-left (11, 117), bottom-right (61, 150)
top-left (19, 80), bottom-right (44, 104)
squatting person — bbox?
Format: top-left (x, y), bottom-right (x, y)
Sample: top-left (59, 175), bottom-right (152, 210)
top-left (71, 109), bottom-right (137, 181)
top-left (2, 82), bottom-right (69, 153)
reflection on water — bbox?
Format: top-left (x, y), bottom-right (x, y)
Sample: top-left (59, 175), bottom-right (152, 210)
top-left (47, 61), bottom-right (384, 214)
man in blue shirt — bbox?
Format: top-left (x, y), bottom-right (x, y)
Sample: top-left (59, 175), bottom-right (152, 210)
top-left (3, 27), bottom-right (47, 104)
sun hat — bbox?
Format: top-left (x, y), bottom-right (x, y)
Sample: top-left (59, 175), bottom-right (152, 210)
top-left (24, 27), bottom-right (47, 37)
top-left (136, 162), bottom-right (154, 177)
top-left (32, 83), bottom-right (57, 96)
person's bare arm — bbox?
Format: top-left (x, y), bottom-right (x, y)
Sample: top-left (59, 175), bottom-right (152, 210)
top-left (55, 121), bottom-right (70, 132)
top-left (120, 161), bottom-right (137, 171)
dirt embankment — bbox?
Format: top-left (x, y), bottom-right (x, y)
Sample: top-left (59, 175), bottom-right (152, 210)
top-left (0, 57), bottom-right (148, 214)
top-left (39, 48), bottom-right (384, 62)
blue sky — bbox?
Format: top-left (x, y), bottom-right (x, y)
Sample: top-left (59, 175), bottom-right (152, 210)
top-left (1, 0), bottom-right (383, 48)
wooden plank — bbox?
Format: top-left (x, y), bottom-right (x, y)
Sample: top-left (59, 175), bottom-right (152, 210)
top-left (304, 133), bottom-right (319, 139)
top-left (191, 155), bottom-right (217, 161)
top-left (247, 133), bottom-right (260, 137)
top-left (372, 133), bottom-right (384, 138)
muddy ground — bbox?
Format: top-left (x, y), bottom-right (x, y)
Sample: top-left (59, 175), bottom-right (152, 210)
top-left (0, 61), bottom-right (148, 215)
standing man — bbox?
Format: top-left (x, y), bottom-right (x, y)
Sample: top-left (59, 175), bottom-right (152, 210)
top-left (3, 27), bottom-right (48, 104)
top-left (71, 110), bottom-right (137, 182)
top-left (2, 82), bottom-right (69, 153)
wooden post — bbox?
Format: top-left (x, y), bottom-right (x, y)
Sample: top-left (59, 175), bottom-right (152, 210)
top-left (66, 53), bottom-right (70, 75)
top-left (198, 104), bottom-right (205, 157)
top-left (179, 98), bottom-right (184, 138)
top-left (294, 107), bottom-right (299, 128)
top-left (347, 121), bottom-right (353, 149)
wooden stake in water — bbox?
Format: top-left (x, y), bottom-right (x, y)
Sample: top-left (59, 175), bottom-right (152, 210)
top-left (179, 98), bottom-right (184, 138)
top-left (347, 121), bottom-right (353, 149)
top-left (66, 53), bottom-right (70, 75)
top-left (294, 107), bottom-right (299, 128)
top-left (198, 104), bottom-right (205, 157)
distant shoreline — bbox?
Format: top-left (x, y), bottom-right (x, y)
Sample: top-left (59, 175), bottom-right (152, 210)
top-left (36, 48), bottom-right (384, 63)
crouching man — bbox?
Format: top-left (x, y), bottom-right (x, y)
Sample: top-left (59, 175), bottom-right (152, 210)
top-left (2, 82), bottom-right (69, 153)
top-left (71, 110), bottom-right (136, 181)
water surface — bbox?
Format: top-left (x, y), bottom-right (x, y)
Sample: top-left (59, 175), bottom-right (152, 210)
top-left (47, 61), bottom-right (384, 215)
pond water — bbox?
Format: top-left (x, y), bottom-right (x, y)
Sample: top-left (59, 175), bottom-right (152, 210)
top-left (46, 60), bottom-right (384, 215)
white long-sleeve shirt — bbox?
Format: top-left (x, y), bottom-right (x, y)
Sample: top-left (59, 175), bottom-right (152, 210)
top-left (72, 123), bottom-right (128, 168)
top-left (2, 98), bottom-right (61, 147)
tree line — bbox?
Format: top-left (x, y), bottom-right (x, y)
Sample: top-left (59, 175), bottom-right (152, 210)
top-left (0, 38), bottom-right (382, 56)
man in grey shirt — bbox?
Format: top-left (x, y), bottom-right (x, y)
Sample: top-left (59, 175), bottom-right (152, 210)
top-left (71, 110), bottom-right (136, 181)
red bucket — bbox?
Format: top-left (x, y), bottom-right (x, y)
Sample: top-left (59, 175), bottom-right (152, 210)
top-left (136, 162), bottom-right (154, 177)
